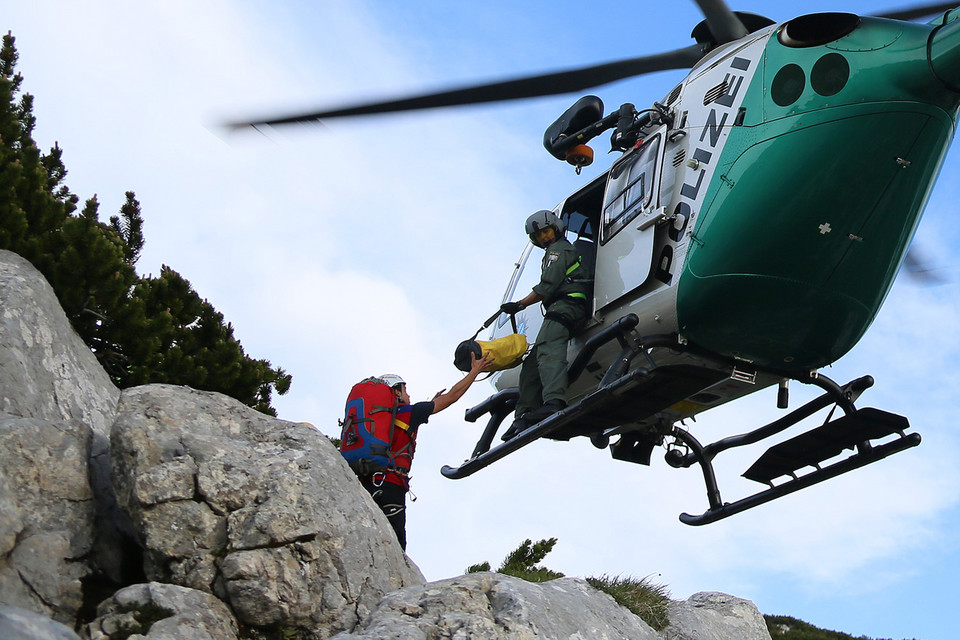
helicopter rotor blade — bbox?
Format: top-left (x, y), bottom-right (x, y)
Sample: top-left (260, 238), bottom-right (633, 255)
top-left (692, 0), bottom-right (750, 43)
top-left (873, 2), bottom-right (957, 21)
top-left (903, 246), bottom-right (948, 285)
top-left (227, 43), bottom-right (709, 129)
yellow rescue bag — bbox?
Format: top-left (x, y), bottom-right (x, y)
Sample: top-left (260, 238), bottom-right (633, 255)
top-left (454, 333), bottom-right (528, 372)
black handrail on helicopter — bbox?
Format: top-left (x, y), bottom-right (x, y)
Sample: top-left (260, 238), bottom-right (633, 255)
top-left (447, 313), bottom-right (651, 471)
top-left (459, 313), bottom-right (647, 461)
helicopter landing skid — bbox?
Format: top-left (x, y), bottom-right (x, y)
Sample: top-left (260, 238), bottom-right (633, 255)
top-left (443, 359), bottom-right (922, 525)
top-left (441, 361), bottom-right (728, 480)
top-left (440, 395), bottom-right (573, 480)
top-left (671, 376), bottom-right (921, 525)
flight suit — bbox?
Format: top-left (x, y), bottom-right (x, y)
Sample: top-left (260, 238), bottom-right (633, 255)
top-left (515, 237), bottom-right (590, 416)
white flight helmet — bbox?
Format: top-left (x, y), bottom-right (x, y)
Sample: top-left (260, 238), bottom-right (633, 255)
top-left (380, 374), bottom-right (406, 389)
top-left (525, 209), bottom-right (565, 246)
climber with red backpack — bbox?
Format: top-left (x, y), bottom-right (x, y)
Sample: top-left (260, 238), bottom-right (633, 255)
top-left (339, 352), bottom-right (492, 550)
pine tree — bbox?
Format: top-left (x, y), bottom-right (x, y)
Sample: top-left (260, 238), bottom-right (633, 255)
top-left (112, 267), bottom-right (291, 414)
top-left (0, 32), bottom-right (291, 415)
top-left (110, 191), bottom-right (144, 266)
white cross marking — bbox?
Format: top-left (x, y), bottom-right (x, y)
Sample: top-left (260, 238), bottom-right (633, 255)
top-left (819, 223), bottom-right (832, 235)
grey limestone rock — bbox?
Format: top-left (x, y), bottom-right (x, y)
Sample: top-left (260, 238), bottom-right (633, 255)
top-left (330, 573), bottom-right (661, 640)
top-left (0, 249), bottom-right (136, 617)
top-left (0, 249), bottom-right (119, 437)
top-left (0, 417), bottom-right (94, 623)
top-left (0, 605), bottom-right (82, 640)
top-left (85, 582), bottom-right (238, 640)
top-left (663, 591), bottom-right (772, 640)
top-left (110, 384), bottom-right (424, 638)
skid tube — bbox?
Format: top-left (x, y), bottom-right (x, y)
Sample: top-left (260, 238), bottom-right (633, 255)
top-left (670, 372), bottom-right (921, 525)
top-left (442, 358), bottom-right (659, 479)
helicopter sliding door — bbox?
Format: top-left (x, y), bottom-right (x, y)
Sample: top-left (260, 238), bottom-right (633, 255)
top-left (594, 132), bottom-right (664, 310)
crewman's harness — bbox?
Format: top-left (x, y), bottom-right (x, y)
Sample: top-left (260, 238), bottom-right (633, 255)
top-left (543, 256), bottom-right (590, 332)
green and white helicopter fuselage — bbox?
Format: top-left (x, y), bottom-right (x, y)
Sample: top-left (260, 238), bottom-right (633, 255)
top-left (491, 11), bottom-right (960, 433)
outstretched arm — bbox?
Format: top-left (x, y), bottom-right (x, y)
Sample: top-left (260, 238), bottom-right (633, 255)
top-left (431, 353), bottom-right (494, 414)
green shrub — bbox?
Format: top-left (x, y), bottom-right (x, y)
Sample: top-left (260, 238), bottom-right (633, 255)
top-left (467, 537), bottom-right (564, 582)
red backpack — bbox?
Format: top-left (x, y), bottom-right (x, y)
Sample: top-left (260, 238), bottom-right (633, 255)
top-left (339, 377), bottom-right (402, 476)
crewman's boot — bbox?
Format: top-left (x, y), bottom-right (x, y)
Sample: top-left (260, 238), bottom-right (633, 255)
top-left (517, 399), bottom-right (566, 427)
top-left (501, 413), bottom-right (531, 441)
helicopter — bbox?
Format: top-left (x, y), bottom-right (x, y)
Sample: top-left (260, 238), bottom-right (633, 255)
top-left (233, 1), bottom-right (960, 525)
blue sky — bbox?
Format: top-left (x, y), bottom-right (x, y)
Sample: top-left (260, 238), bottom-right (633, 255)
top-left (6, 1), bottom-right (960, 638)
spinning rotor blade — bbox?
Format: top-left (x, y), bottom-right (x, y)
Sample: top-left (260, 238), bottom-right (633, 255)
top-left (903, 247), bottom-right (947, 285)
top-left (693, 0), bottom-right (750, 43)
top-left (228, 43), bottom-right (708, 129)
top-left (229, 1), bottom-right (958, 130)
top-left (874, 2), bottom-right (958, 21)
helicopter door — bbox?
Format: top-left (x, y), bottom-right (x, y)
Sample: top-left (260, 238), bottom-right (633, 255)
top-left (594, 132), bottom-right (663, 310)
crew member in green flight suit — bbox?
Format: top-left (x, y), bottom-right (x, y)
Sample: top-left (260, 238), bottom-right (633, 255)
top-left (499, 209), bottom-right (589, 440)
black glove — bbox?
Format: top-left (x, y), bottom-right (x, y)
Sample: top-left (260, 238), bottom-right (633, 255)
top-left (500, 301), bottom-right (523, 315)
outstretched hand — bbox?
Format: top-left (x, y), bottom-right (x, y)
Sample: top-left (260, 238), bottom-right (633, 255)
top-left (430, 352), bottom-right (496, 413)
top-left (471, 352), bottom-right (495, 374)
top-left (432, 353), bottom-right (493, 401)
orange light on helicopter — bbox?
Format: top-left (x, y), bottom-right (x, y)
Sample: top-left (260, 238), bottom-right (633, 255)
top-left (565, 144), bottom-right (594, 174)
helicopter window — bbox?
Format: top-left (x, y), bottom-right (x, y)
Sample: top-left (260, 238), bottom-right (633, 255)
top-left (560, 172), bottom-right (604, 242)
top-left (601, 134), bottom-right (661, 242)
top-left (563, 210), bottom-right (596, 242)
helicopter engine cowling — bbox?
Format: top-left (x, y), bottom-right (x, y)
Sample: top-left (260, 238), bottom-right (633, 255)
top-left (929, 8), bottom-right (960, 91)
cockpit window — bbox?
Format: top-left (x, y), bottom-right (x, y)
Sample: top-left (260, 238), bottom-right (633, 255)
top-left (563, 210), bottom-right (596, 241)
top-left (601, 134), bottom-right (660, 243)
top-left (561, 172), bottom-right (604, 242)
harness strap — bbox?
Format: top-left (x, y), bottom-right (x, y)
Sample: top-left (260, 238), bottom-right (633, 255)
top-left (369, 405), bottom-right (393, 414)
top-left (366, 467), bottom-right (412, 491)
top-left (368, 467), bottom-right (411, 483)
top-left (544, 311), bottom-right (577, 333)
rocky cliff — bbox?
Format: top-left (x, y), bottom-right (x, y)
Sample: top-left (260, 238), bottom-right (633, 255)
top-left (0, 249), bottom-right (772, 640)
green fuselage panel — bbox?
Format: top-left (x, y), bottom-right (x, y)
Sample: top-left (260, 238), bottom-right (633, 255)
top-left (677, 18), bottom-right (958, 371)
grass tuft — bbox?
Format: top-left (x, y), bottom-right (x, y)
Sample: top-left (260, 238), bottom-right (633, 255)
top-left (586, 574), bottom-right (672, 631)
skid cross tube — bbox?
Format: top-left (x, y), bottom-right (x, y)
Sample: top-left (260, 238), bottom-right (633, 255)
top-left (670, 426), bottom-right (723, 510)
top-left (567, 314), bottom-right (640, 385)
top-left (670, 374), bottom-right (874, 469)
top-left (465, 388), bottom-right (518, 459)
